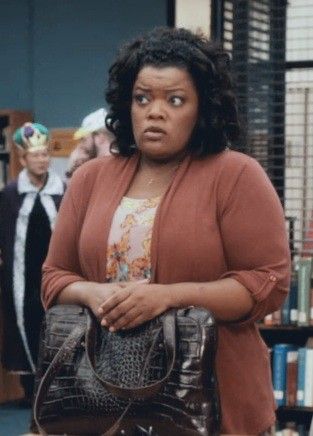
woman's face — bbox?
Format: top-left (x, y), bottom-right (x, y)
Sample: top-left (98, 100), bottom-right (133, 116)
top-left (131, 65), bottom-right (199, 162)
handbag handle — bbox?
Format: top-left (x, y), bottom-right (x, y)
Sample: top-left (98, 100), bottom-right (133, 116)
top-left (85, 309), bottom-right (176, 400)
top-left (33, 323), bottom-right (86, 435)
top-left (34, 308), bottom-right (177, 435)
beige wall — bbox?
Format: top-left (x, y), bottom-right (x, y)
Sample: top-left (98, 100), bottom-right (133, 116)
top-left (175, 0), bottom-right (211, 37)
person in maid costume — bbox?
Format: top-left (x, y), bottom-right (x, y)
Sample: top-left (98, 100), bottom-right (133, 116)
top-left (0, 122), bottom-right (64, 405)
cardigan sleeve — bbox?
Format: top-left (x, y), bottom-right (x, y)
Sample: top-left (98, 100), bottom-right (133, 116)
top-left (218, 156), bottom-right (291, 325)
top-left (41, 170), bottom-right (88, 309)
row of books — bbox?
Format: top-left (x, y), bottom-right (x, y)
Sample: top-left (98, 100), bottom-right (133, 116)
top-left (272, 343), bottom-right (313, 407)
top-left (264, 257), bottom-right (313, 326)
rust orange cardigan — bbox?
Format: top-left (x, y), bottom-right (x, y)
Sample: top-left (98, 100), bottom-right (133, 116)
top-left (42, 150), bottom-right (291, 435)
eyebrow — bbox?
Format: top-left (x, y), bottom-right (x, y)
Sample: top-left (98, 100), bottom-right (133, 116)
top-left (133, 86), bottom-right (186, 93)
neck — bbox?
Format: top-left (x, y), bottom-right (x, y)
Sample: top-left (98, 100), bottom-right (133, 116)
top-left (139, 152), bottom-right (186, 171)
top-left (138, 155), bottom-right (183, 190)
top-left (27, 171), bottom-right (48, 189)
top-left (126, 153), bottom-right (185, 198)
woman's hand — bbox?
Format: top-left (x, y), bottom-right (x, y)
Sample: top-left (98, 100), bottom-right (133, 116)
top-left (98, 282), bottom-right (171, 331)
top-left (84, 282), bottom-right (127, 320)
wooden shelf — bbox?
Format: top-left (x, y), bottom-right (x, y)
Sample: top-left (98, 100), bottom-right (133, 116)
top-left (278, 406), bottom-right (313, 413)
top-left (276, 406), bottom-right (313, 427)
top-left (259, 324), bottom-right (313, 331)
top-left (259, 323), bottom-right (313, 350)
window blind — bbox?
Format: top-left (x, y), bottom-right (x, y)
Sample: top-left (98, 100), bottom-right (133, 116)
top-left (212, 0), bottom-right (313, 259)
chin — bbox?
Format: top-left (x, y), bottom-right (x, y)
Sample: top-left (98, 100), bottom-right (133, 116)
top-left (139, 146), bottom-right (169, 160)
top-left (33, 170), bottom-right (48, 177)
top-left (142, 148), bottom-right (181, 163)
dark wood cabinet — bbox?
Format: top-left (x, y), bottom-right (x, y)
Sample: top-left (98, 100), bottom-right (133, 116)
top-left (0, 109), bottom-right (32, 186)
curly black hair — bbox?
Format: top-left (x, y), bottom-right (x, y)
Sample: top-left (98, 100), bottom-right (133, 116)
top-left (105, 26), bottom-right (240, 157)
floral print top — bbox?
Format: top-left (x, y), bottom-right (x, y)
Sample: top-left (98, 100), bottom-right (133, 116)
top-left (106, 196), bottom-right (161, 282)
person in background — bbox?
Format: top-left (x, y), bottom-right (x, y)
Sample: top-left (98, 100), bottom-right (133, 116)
top-left (0, 122), bottom-right (64, 405)
top-left (66, 107), bottom-right (113, 180)
top-left (41, 27), bottom-right (290, 435)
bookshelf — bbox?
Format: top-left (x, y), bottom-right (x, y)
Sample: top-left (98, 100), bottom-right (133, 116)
top-left (257, 236), bottom-right (313, 433)
top-left (259, 323), bottom-right (313, 433)
top-left (0, 110), bottom-right (33, 182)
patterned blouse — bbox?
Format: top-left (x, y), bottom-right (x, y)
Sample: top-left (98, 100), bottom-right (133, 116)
top-left (106, 196), bottom-right (161, 282)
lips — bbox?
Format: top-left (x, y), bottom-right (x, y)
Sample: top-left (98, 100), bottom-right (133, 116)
top-left (144, 126), bottom-right (166, 134)
top-left (143, 126), bottom-right (166, 140)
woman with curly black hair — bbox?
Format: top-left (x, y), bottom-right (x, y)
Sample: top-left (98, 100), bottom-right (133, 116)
top-left (42, 27), bottom-right (290, 434)
top-left (105, 27), bottom-right (239, 157)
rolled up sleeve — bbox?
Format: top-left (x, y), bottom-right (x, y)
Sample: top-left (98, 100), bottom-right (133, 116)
top-left (218, 157), bottom-right (291, 324)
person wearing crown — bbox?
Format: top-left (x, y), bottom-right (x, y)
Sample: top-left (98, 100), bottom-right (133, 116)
top-left (0, 122), bottom-right (64, 405)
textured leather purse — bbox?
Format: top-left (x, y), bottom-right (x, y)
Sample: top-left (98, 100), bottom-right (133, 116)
top-left (33, 305), bottom-right (220, 435)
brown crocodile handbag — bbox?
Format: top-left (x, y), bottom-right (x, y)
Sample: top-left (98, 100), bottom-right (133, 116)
top-left (33, 305), bottom-right (220, 435)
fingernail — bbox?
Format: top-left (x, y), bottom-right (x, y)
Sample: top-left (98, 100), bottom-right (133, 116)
top-left (101, 319), bottom-right (107, 326)
top-left (109, 326), bottom-right (115, 332)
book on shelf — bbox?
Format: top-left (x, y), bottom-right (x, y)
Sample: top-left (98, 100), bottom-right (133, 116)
top-left (297, 258), bottom-right (312, 326)
top-left (264, 310), bottom-right (282, 326)
top-left (282, 291), bottom-right (291, 325)
top-left (273, 344), bottom-right (297, 407)
top-left (286, 349), bottom-right (298, 407)
top-left (271, 343), bottom-right (313, 408)
top-left (296, 347), bottom-right (306, 407)
top-left (289, 278), bottom-right (298, 326)
top-left (280, 275), bottom-right (298, 325)
top-left (310, 288), bottom-right (313, 326)
top-left (304, 347), bottom-right (313, 407)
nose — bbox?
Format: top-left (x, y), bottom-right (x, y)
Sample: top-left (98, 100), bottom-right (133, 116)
top-left (147, 100), bottom-right (166, 119)
top-left (39, 156), bottom-right (49, 164)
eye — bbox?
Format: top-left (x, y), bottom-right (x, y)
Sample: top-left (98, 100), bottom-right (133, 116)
top-left (133, 94), bottom-right (150, 105)
top-left (169, 96), bottom-right (184, 107)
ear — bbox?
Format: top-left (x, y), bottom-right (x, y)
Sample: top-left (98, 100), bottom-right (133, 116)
top-left (19, 154), bottom-right (27, 168)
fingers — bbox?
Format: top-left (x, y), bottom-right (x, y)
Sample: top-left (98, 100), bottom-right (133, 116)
top-left (98, 288), bottom-right (131, 317)
top-left (98, 280), bottom-right (148, 316)
top-left (97, 281), bottom-right (153, 331)
top-left (118, 314), bottom-right (148, 330)
top-left (100, 297), bottom-right (135, 327)
top-left (102, 306), bottom-right (143, 332)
